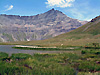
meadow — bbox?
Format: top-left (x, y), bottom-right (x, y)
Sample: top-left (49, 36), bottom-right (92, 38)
top-left (1, 48), bottom-right (100, 75)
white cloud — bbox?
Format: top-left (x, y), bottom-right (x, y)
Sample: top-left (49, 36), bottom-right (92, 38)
top-left (5, 5), bottom-right (13, 11)
top-left (45, 0), bottom-right (75, 8)
top-left (66, 8), bottom-right (92, 21)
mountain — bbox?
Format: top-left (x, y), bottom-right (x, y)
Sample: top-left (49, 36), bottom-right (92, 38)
top-left (0, 8), bottom-right (87, 42)
top-left (29, 15), bottom-right (100, 47)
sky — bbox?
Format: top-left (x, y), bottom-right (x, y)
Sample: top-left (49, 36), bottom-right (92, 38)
top-left (0, 0), bottom-right (100, 21)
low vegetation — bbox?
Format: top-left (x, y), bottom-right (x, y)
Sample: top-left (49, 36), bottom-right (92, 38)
top-left (0, 49), bottom-right (100, 75)
top-left (0, 53), bottom-right (77, 75)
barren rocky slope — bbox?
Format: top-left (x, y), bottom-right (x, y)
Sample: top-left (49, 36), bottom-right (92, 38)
top-left (0, 9), bottom-right (87, 42)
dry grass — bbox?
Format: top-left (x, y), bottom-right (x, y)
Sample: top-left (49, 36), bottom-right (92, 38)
top-left (2, 38), bottom-right (100, 47)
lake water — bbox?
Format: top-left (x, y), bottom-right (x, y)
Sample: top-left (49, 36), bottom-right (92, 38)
top-left (0, 45), bottom-right (68, 56)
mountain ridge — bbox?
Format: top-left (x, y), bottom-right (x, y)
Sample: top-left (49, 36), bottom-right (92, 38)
top-left (0, 9), bottom-right (87, 42)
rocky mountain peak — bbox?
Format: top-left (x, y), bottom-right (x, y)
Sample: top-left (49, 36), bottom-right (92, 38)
top-left (45, 8), bottom-right (64, 15)
top-left (47, 8), bottom-right (56, 12)
top-left (51, 8), bottom-right (55, 11)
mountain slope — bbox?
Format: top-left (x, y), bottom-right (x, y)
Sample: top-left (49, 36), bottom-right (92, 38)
top-left (13, 15), bottom-right (100, 47)
top-left (69, 15), bottom-right (100, 35)
top-left (0, 9), bottom-right (87, 42)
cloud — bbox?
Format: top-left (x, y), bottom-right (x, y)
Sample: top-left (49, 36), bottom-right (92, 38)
top-left (67, 8), bottom-right (93, 21)
top-left (45, 0), bottom-right (75, 8)
top-left (5, 5), bottom-right (13, 11)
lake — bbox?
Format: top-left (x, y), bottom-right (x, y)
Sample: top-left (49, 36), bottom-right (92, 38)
top-left (0, 45), bottom-right (71, 56)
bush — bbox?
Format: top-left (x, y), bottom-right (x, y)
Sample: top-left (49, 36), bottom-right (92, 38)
top-left (81, 50), bottom-right (86, 54)
top-left (95, 52), bottom-right (100, 55)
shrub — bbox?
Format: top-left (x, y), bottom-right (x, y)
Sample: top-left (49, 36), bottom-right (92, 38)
top-left (95, 52), bottom-right (100, 55)
top-left (81, 50), bottom-right (86, 54)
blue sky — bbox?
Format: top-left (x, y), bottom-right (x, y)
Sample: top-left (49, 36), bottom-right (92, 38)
top-left (0, 0), bottom-right (100, 21)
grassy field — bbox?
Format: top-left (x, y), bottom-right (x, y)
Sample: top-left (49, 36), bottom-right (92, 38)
top-left (1, 36), bottom-right (100, 48)
top-left (1, 48), bottom-right (100, 75)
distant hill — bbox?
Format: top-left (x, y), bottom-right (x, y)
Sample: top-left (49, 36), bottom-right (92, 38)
top-left (0, 8), bottom-right (87, 42)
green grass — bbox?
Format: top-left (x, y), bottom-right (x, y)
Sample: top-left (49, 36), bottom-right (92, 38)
top-left (81, 49), bottom-right (100, 54)
top-left (0, 53), bottom-right (77, 75)
top-left (0, 49), bottom-right (100, 75)
top-left (11, 53), bottom-right (32, 60)
top-left (0, 52), bottom-right (8, 60)
top-left (77, 72), bottom-right (100, 75)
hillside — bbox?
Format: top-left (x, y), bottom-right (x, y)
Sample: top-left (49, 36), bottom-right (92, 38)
top-left (9, 15), bottom-right (100, 47)
top-left (0, 9), bottom-right (87, 42)
top-left (69, 15), bottom-right (100, 35)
